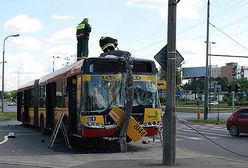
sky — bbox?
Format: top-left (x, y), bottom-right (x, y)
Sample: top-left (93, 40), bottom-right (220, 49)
top-left (1, 0), bottom-right (248, 91)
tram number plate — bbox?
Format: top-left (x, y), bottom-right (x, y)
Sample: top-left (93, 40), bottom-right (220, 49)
top-left (109, 107), bottom-right (147, 142)
top-left (134, 124), bottom-right (146, 137)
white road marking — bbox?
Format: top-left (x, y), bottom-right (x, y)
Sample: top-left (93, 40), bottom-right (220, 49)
top-left (178, 129), bottom-right (230, 138)
top-left (0, 135), bottom-right (8, 145)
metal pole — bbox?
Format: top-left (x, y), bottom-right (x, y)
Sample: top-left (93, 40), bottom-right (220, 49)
top-left (217, 88), bottom-right (220, 123)
top-left (163, 0), bottom-right (177, 165)
top-left (232, 91), bottom-right (235, 113)
top-left (204, 0), bottom-right (210, 120)
top-left (53, 56), bottom-right (59, 72)
top-left (119, 52), bottom-right (133, 152)
top-left (2, 34), bottom-right (20, 112)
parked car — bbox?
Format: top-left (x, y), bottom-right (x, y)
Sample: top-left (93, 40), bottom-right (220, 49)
top-left (226, 108), bottom-right (248, 136)
top-left (209, 101), bottom-right (218, 105)
top-left (7, 102), bottom-right (15, 106)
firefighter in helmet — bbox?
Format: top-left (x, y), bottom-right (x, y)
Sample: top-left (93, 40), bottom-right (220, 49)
top-left (99, 36), bottom-right (118, 53)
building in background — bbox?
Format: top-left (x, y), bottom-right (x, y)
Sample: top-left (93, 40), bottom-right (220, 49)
top-left (186, 62), bottom-right (247, 81)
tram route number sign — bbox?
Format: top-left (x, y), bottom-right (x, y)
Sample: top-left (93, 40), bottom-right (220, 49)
top-left (109, 107), bottom-right (147, 142)
top-left (154, 45), bottom-right (184, 71)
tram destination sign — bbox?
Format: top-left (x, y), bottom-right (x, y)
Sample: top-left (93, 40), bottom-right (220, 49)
top-left (154, 45), bottom-right (184, 71)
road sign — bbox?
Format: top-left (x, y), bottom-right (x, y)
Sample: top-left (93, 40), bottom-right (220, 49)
top-left (154, 45), bottom-right (184, 71)
top-left (175, 91), bottom-right (182, 97)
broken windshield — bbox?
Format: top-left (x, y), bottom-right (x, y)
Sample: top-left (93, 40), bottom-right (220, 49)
top-left (133, 76), bottom-right (159, 108)
top-left (81, 74), bottom-right (125, 113)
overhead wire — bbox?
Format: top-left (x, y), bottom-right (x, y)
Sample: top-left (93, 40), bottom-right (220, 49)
top-left (125, 1), bottom-right (248, 55)
top-left (130, 38), bottom-right (165, 54)
top-left (211, 0), bottom-right (246, 18)
top-left (122, 26), bottom-right (165, 48)
top-left (209, 22), bottom-right (248, 53)
top-left (190, 1), bottom-right (248, 41)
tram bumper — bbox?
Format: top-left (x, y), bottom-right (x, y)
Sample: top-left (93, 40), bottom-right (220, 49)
top-left (81, 123), bottom-right (119, 138)
top-left (143, 126), bottom-right (159, 137)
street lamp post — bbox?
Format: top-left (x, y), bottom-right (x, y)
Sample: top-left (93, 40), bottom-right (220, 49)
top-left (53, 56), bottom-right (59, 72)
top-left (2, 34), bottom-right (20, 112)
top-left (208, 41), bottom-right (216, 78)
top-left (205, 41), bottom-right (216, 114)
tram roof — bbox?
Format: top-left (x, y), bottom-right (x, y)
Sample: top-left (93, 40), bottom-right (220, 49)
top-left (18, 52), bottom-right (156, 91)
top-left (18, 59), bottom-right (85, 90)
top-left (39, 58), bottom-right (84, 85)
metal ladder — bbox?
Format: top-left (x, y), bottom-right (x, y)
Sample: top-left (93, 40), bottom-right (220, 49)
top-left (48, 111), bottom-right (71, 149)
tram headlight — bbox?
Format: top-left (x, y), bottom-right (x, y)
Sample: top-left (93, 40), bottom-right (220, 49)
top-left (143, 121), bottom-right (160, 127)
top-left (83, 122), bottom-right (105, 129)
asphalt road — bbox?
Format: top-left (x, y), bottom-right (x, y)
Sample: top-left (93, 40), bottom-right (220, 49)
top-left (176, 122), bottom-right (248, 162)
top-left (176, 112), bottom-right (232, 121)
top-left (0, 121), bottom-right (248, 167)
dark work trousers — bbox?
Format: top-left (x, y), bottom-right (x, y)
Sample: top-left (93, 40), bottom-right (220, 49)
top-left (77, 38), bottom-right (89, 60)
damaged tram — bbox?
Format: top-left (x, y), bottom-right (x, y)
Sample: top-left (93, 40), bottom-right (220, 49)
top-left (17, 51), bottom-right (161, 142)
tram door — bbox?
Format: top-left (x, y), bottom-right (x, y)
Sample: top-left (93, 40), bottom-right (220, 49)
top-left (33, 79), bottom-right (39, 127)
top-left (23, 90), bottom-right (31, 124)
top-left (68, 76), bottom-right (77, 134)
top-left (17, 91), bottom-right (23, 121)
top-left (46, 82), bottom-right (56, 128)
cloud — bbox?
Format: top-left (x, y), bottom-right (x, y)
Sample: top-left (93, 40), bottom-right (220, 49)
top-left (177, 39), bottom-right (205, 67)
top-left (125, 0), bottom-right (203, 19)
top-left (4, 14), bottom-right (42, 32)
top-left (5, 52), bottom-right (46, 90)
top-left (48, 44), bottom-right (76, 56)
top-left (12, 36), bottom-right (42, 50)
top-left (50, 14), bottom-right (76, 20)
top-left (48, 27), bottom-right (75, 43)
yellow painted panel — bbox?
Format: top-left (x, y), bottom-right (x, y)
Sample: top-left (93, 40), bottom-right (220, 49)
top-left (82, 75), bottom-right (91, 81)
top-left (103, 74), bottom-right (122, 81)
top-left (108, 107), bottom-right (124, 126)
top-left (143, 108), bottom-right (161, 123)
top-left (38, 108), bottom-right (46, 117)
top-left (127, 118), bottom-right (147, 142)
top-left (72, 79), bottom-right (77, 84)
top-left (157, 80), bottom-right (166, 90)
top-left (54, 108), bottom-right (68, 120)
top-left (109, 107), bottom-right (147, 142)
top-left (28, 108), bottom-right (34, 117)
top-left (77, 76), bottom-right (81, 103)
top-left (133, 75), bottom-right (156, 82)
top-left (80, 115), bottom-right (104, 124)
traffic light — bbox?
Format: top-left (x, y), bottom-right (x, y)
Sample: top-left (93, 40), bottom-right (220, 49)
top-left (226, 85), bottom-right (232, 93)
top-left (241, 66), bottom-right (244, 78)
top-left (235, 83), bottom-right (240, 93)
top-left (232, 65), bottom-right (237, 78)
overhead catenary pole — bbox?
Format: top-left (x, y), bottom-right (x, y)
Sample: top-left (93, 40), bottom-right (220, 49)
top-left (204, 0), bottom-right (210, 120)
top-left (163, 0), bottom-right (177, 165)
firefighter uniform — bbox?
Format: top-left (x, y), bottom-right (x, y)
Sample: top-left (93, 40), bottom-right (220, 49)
top-left (76, 18), bottom-right (91, 60)
top-left (99, 36), bottom-right (118, 53)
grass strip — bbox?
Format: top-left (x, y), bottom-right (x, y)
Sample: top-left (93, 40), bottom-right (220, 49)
top-left (0, 112), bottom-right (17, 121)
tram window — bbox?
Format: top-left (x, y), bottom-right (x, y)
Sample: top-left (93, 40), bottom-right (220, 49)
top-left (29, 89), bottom-right (34, 107)
top-left (90, 62), bottom-right (125, 73)
top-left (133, 62), bottom-right (153, 73)
top-left (62, 78), bottom-right (67, 96)
top-left (56, 80), bottom-right (64, 108)
top-left (39, 85), bottom-right (46, 107)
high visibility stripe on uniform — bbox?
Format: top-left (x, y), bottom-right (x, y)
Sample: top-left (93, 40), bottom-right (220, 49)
top-left (100, 36), bottom-right (107, 40)
top-left (101, 43), bottom-right (115, 50)
top-left (77, 23), bottom-right (85, 30)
